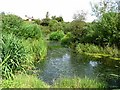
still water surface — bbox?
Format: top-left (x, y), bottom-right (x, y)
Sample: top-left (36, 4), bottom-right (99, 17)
top-left (36, 42), bottom-right (120, 88)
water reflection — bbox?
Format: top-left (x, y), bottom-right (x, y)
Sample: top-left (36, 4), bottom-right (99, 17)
top-left (36, 42), bottom-right (120, 88)
top-left (89, 61), bottom-right (97, 67)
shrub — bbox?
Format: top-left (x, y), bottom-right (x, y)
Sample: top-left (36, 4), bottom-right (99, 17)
top-left (33, 19), bottom-right (41, 25)
top-left (64, 21), bottom-right (86, 43)
top-left (49, 30), bottom-right (65, 41)
top-left (49, 20), bottom-right (64, 31)
top-left (61, 32), bottom-right (73, 45)
top-left (52, 77), bottom-right (106, 88)
top-left (2, 14), bottom-right (23, 34)
top-left (40, 26), bottom-right (50, 36)
top-left (41, 18), bottom-right (50, 26)
top-left (20, 22), bottom-right (42, 39)
top-left (1, 33), bottom-right (26, 79)
top-left (84, 12), bottom-right (119, 47)
top-left (2, 74), bottom-right (49, 88)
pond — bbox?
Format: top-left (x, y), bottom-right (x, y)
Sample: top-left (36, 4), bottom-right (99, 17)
top-left (36, 41), bottom-right (120, 88)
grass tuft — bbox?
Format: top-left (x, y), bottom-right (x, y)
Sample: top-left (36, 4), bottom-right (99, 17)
top-left (52, 77), bottom-right (106, 88)
top-left (1, 74), bottom-right (50, 88)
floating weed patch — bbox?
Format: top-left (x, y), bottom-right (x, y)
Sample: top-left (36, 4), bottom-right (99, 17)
top-left (109, 57), bottom-right (120, 60)
top-left (85, 53), bottom-right (110, 58)
top-left (85, 53), bottom-right (120, 60)
top-left (76, 43), bottom-right (120, 60)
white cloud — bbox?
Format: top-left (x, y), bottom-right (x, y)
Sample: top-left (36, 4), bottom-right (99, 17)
top-left (0, 0), bottom-right (97, 22)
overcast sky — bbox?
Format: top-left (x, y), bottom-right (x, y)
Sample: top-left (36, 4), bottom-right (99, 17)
top-left (0, 0), bottom-right (102, 22)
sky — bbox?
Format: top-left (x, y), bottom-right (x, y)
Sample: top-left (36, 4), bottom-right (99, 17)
top-left (0, 0), bottom-right (102, 22)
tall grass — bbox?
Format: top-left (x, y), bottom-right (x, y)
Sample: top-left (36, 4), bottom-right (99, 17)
top-left (1, 33), bottom-right (47, 79)
top-left (20, 22), bottom-right (42, 39)
top-left (30, 39), bottom-right (47, 61)
top-left (1, 33), bottom-right (27, 79)
top-left (52, 77), bottom-right (106, 88)
top-left (1, 74), bottom-right (50, 88)
top-left (22, 38), bottom-right (47, 62)
top-left (2, 76), bottom-right (106, 88)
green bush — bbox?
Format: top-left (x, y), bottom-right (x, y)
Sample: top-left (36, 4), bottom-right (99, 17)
top-left (84, 12), bottom-right (119, 47)
top-left (49, 30), bottom-right (65, 41)
top-left (1, 33), bottom-right (26, 79)
top-left (20, 22), bottom-right (42, 39)
top-left (41, 18), bottom-right (50, 26)
top-left (53, 77), bottom-right (106, 88)
top-left (61, 32), bottom-right (73, 45)
top-left (2, 14), bottom-right (23, 34)
top-left (40, 26), bottom-right (50, 36)
top-left (64, 21), bottom-right (86, 43)
top-left (49, 20), bottom-right (64, 31)
top-left (33, 19), bottom-right (41, 25)
top-left (2, 74), bottom-right (50, 88)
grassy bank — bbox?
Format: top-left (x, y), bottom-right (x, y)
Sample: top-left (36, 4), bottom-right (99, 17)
top-left (1, 74), bottom-right (50, 88)
top-left (76, 43), bottom-right (120, 60)
top-left (52, 77), bottom-right (106, 88)
top-left (1, 14), bottom-right (48, 88)
top-left (1, 76), bottom-right (106, 88)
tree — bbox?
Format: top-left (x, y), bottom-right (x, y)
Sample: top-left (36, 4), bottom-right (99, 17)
top-left (41, 12), bottom-right (50, 26)
top-left (73, 10), bottom-right (87, 21)
top-left (55, 16), bottom-right (64, 22)
top-left (51, 16), bottom-right (56, 20)
top-left (66, 10), bottom-right (87, 43)
top-left (33, 19), bottom-right (41, 25)
top-left (90, 0), bottom-right (118, 20)
top-left (85, 0), bottom-right (120, 47)
top-left (51, 16), bottom-right (64, 22)
top-left (70, 21), bottom-right (86, 43)
top-left (46, 11), bottom-right (49, 19)
top-left (62, 10), bottom-right (87, 44)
